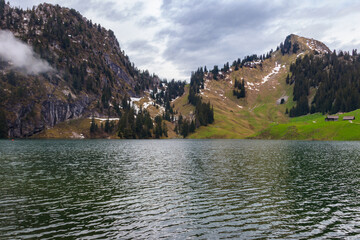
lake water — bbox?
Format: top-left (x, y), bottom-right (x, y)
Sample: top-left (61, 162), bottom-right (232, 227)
top-left (1, 139), bottom-right (360, 239)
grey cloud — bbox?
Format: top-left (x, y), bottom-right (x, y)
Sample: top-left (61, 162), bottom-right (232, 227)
top-left (159, 0), bottom-right (287, 75)
top-left (11, 0), bottom-right (144, 22)
top-left (127, 40), bottom-right (158, 54)
top-left (0, 30), bottom-right (53, 74)
top-left (126, 40), bottom-right (159, 66)
top-left (137, 16), bottom-right (159, 27)
top-left (94, 1), bottom-right (144, 22)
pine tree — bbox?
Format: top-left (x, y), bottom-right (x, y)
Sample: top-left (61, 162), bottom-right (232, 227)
top-left (162, 122), bottom-right (168, 137)
top-left (104, 119), bottom-right (111, 133)
top-left (190, 120), bottom-right (195, 133)
top-left (181, 121), bottom-right (189, 138)
top-left (154, 115), bottom-right (163, 139)
top-left (0, 109), bottom-right (7, 138)
top-left (90, 115), bottom-right (98, 134)
top-left (286, 74), bottom-right (290, 84)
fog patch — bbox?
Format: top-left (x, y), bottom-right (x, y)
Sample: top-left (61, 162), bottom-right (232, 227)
top-left (0, 30), bottom-right (53, 74)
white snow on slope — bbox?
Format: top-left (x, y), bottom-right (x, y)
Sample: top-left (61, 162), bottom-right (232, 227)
top-left (143, 101), bottom-right (154, 109)
top-left (89, 117), bottom-right (120, 122)
top-left (130, 97), bottom-right (142, 102)
top-left (261, 62), bottom-right (283, 84)
top-left (306, 40), bottom-right (329, 54)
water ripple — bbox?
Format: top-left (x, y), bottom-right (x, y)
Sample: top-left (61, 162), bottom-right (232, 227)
top-left (2, 139), bottom-right (360, 239)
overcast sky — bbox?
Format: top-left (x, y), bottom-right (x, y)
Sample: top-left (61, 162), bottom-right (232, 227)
top-left (9, 0), bottom-right (360, 81)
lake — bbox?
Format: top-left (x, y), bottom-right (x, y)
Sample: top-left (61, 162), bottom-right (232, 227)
top-left (1, 139), bottom-right (360, 239)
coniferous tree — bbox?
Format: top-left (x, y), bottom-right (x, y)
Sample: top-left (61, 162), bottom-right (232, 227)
top-left (181, 120), bottom-right (189, 138)
top-left (90, 115), bottom-right (98, 134)
top-left (285, 74), bottom-right (290, 84)
top-left (189, 120), bottom-right (195, 133)
top-left (104, 118), bottom-right (111, 133)
top-left (0, 109), bottom-right (7, 138)
top-left (154, 115), bottom-right (163, 139)
top-left (212, 65), bottom-right (219, 80)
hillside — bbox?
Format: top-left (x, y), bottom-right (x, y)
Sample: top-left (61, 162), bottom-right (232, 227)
top-left (254, 110), bottom-right (360, 140)
top-left (0, 2), bottom-right (182, 138)
top-left (172, 34), bottom-right (332, 139)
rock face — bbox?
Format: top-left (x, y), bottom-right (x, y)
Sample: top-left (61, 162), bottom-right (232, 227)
top-left (7, 96), bottom-right (91, 138)
top-left (41, 96), bottom-right (90, 127)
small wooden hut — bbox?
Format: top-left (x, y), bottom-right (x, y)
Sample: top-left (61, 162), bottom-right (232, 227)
top-left (343, 116), bottom-right (355, 121)
top-left (325, 116), bottom-right (339, 121)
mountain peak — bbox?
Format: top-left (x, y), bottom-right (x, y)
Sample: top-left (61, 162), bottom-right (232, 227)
top-left (281, 34), bottom-right (330, 55)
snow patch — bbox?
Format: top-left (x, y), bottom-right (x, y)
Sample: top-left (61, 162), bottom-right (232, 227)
top-left (143, 101), bottom-right (154, 109)
top-left (306, 40), bottom-right (329, 54)
top-left (171, 96), bottom-right (180, 102)
top-left (90, 117), bottom-right (120, 122)
top-left (237, 105), bottom-right (243, 109)
top-left (261, 62), bottom-right (283, 84)
top-left (297, 52), bottom-right (304, 58)
top-left (130, 97), bottom-right (142, 102)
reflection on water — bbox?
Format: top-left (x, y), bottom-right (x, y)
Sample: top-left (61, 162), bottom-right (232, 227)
top-left (1, 139), bottom-right (360, 239)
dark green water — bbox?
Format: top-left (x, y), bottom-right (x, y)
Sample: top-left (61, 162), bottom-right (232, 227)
top-left (1, 140), bottom-right (360, 239)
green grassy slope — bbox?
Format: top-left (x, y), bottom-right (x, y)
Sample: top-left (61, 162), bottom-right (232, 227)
top-left (183, 51), bottom-right (297, 139)
top-left (253, 110), bottom-right (360, 140)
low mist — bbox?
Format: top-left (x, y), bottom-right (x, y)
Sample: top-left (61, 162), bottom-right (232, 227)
top-left (0, 30), bottom-right (53, 74)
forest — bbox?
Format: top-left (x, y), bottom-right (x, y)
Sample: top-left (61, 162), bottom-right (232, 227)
top-left (90, 97), bottom-right (168, 139)
top-left (288, 50), bottom-right (360, 116)
top-left (90, 80), bottom-right (185, 139)
top-left (183, 67), bottom-right (214, 137)
top-left (233, 78), bottom-right (246, 99)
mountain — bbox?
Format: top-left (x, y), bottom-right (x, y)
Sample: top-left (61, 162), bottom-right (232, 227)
top-left (0, 2), bottom-right (180, 138)
top-left (171, 34), bottom-right (337, 139)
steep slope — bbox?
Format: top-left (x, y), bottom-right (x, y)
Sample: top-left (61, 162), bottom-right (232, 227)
top-left (0, 2), bottom-right (162, 138)
top-left (173, 34), bottom-right (330, 138)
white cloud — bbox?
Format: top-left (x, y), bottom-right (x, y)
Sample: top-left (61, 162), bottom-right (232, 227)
top-left (0, 30), bottom-right (52, 74)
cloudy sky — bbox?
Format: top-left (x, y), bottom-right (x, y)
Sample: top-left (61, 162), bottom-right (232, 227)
top-left (10, 0), bottom-right (360, 81)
